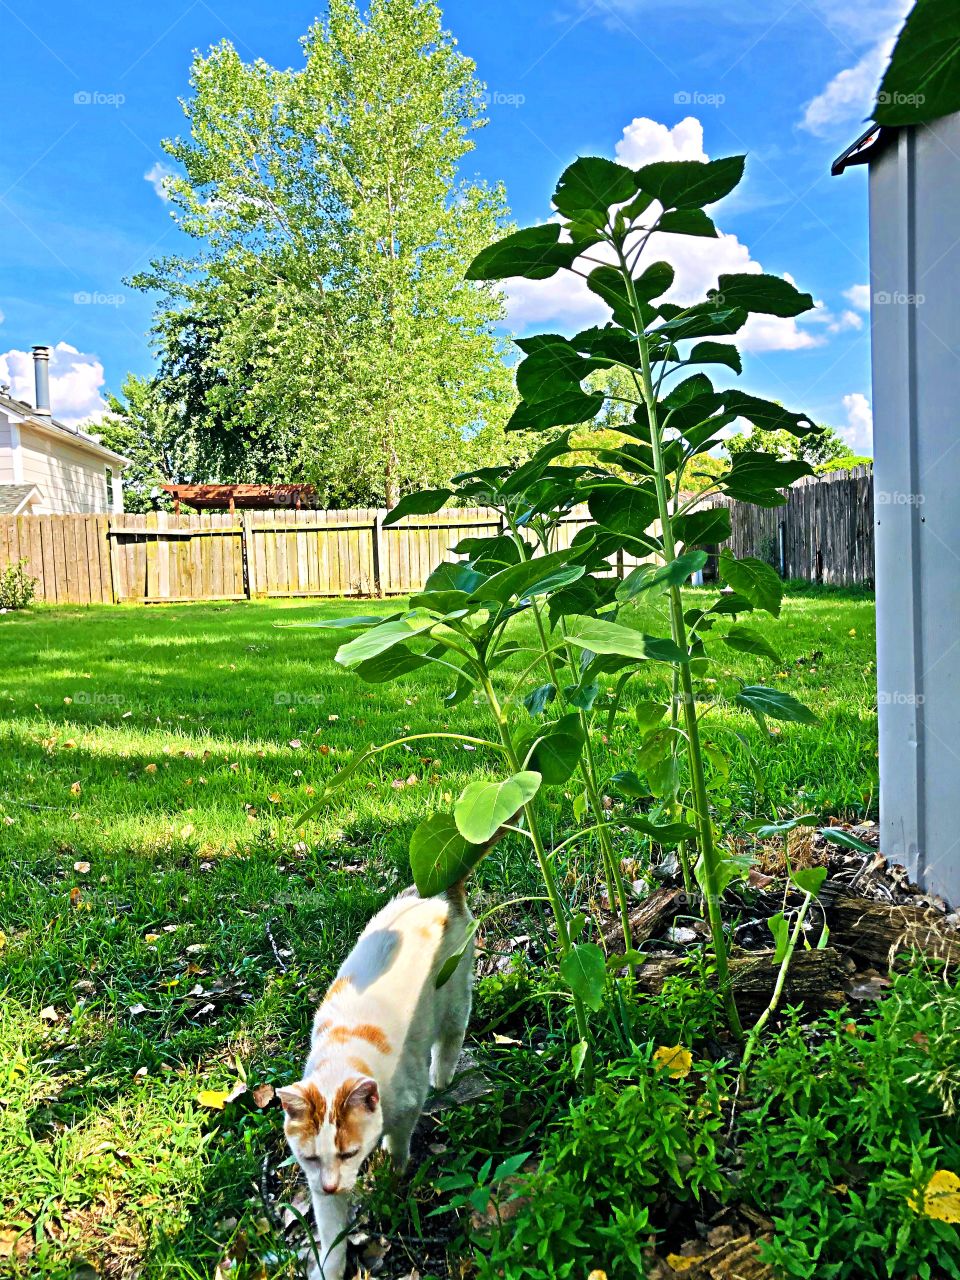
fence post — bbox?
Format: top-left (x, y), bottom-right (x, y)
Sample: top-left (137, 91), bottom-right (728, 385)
top-left (372, 510), bottom-right (385, 597)
top-left (242, 513), bottom-right (255, 598)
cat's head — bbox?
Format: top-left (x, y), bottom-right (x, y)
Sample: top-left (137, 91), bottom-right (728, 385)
top-left (278, 1075), bottom-right (381, 1194)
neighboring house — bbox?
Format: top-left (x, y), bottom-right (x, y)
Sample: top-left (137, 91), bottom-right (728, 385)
top-left (0, 346), bottom-right (129, 515)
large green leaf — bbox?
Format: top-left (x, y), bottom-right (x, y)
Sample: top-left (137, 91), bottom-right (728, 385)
top-left (735, 686), bottom-right (819, 724)
top-left (633, 260), bottom-right (676, 302)
top-left (335, 615), bottom-right (438, 668)
top-left (517, 713), bottom-right (585, 785)
top-left (690, 340), bottom-right (741, 373)
top-left (500, 431), bottom-right (575, 497)
top-left (565, 615), bottom-right (647, 660)
top-left (553, 156), bottom-right (640, 227)
top-left (288, 614), bottom-right (391, 630)
top-left (657, 208), bottom-right (718, 237)
top-left (506, 387), bottom-right (605, 431)
top-left (454, 772), bottom-right (542, 844)
top-left (382, 489), bottom-right (451, 528)
top-left (719, 550), bottom-right (783, 617)
top-left (635, 155), bottom-right (745, 209)
top-left (710, 273), bottom-right (814, 317)
top-left (615, 550), bottom-right (707, 602)
top-left (818, 827), bottom-right (877, 854)
top-left (674, 506), bottom-right (732, 547)
top-left (621, 815), bottom-right (698, 845)
top-left (466, 223), bottom-right (583, 281)
top-left (422, 561), bottom-right (488, 595)
top-left (722, 391), bottom-right (815, 438)
top-left (559, 942), bottom-right (607, 1012)
top-left (515, 338), bottom-right (608, 405)
top-left (452, 534), bottom-right (522, 571)
top-left (354, 645), bottom-right (433, 683)
top-left (874, 0), bottom-right (960, 126)
top-left (588, 482), bottom-right (659, 541)
top-left (723, 624), bottom-right (780, 663)
top-left (657, 303), bottom-right (748, 342)
top-left (409, 813), bottom-right (489, 897)
top-left (721, 450), bottom-right (814, 506)
top-left (471, 550), bottom-right (584, 606)
top-left (586, 265), bottom-right (651, 329)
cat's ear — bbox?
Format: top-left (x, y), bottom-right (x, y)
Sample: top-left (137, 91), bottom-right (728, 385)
top-left (347, 1078), bottom-right (380, 1112)
top-left (277, 1085), bottom-right (308, 1118)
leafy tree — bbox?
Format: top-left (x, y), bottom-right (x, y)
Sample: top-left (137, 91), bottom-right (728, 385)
top-left (132, 0), bottom-right (518, 507)
top-left (96, 375), bottom-right (194, 513)
top-left (724, 422), bottom-right (855, 468)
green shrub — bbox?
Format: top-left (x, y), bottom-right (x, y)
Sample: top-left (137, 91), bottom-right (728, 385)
top-left (474, 1048), bottom-right (728, 1280)
top-left (739, 967), bottom-right (960, 1279)
top-left (0, 559), bottom-right (37, 609)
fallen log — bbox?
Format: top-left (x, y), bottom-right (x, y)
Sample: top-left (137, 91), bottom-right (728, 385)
top-left (820, 887), bottom-right (960, 969)
top-left (634, 946), bottom-right (849, 1017)
top-left (601, 886), bottom-right (683, 951)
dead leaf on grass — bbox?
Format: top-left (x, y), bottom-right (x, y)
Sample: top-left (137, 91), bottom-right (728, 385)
top-left (39, 1005), bottom-right (59, 1023)
top-left (74, 861), bottom-right (91, 874)
top-left (909, 1169), bottom-right (960, 1223)
top-left (69, 781), bottom-right (81, 796)
top-left (251, 1084), bottom-right (275, 1108)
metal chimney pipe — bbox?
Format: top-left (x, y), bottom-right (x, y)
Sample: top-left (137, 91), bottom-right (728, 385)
top-left (32, 345), bottom-right (52, 416)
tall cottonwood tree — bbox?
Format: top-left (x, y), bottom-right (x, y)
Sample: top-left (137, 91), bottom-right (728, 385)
top-left (133, 0), bottom-right (517, 506)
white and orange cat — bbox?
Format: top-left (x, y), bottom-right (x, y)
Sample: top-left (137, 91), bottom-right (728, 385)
top-left (278, 883), bottom-right (474, 1280)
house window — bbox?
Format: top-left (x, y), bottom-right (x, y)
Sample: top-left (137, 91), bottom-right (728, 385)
top-left (105, 467), bottom-right (115, 510)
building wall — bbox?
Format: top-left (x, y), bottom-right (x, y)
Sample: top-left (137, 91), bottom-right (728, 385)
top-left (0, 419), bottom-right (19, 482)
top-left (16, 423), bottom-right (113, 514)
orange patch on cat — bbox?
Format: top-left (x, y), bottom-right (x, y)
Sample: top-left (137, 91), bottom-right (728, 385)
top-left (312, 1014), bottom-right (332, 1037)
top-left (324, 1024), bottom-right (392, 1054)
top-left (351, 1023), bottom-right (392, 1054)
top-left (324, 977), bottom-right (352, 1001)
top-left (347, 1056), bottom-right (373, 1076)
top-left (332, 1077), bottom-right (378, 1152)
top-left (284, 1081), bottom-right (327, 1139)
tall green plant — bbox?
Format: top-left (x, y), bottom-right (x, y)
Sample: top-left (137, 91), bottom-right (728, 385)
top-left (461, 152), bottom-right (821, 1036)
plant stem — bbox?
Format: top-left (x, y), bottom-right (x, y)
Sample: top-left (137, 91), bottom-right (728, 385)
top-left (620, 248), bottom-right (744, 1040)
top-left (504, 517), bottom-right (632, 956)
top-left (740, 892), bottom-right (814, 1072)
top-left (477, 669), bottom-right (594, 1064)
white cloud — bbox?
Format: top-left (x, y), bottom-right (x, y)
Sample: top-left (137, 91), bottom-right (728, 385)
top-left (503, 116), bottom-right (818, 352)
top-left (841, 391), bottom-right (873, 452)
top-left (615, 115), bottom-right (708, 167)
top-left (145, 161), bottom-right (176, 203)
top-left (0, 342), bottom-right (107, 427)
top-left (844, 283), bottom-right (871, 310)
top-left (799, 0), bottom-right (911, 137)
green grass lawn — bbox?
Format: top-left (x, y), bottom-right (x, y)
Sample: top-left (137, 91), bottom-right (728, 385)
top-left (0, 588), bottom-right (879, 1277)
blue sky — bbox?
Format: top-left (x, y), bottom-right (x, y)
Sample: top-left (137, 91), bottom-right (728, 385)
top-left (0, 0), bottom-right (912, 449)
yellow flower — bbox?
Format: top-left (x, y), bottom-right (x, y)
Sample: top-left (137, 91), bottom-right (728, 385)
top-left (653, 1045), bottom-right (693, 1078)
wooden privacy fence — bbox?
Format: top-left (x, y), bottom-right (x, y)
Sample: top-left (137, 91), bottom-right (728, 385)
top-left (0, 466), bottom-right (875, 605)
top-left (0, 507), bottom-right (623, 605)
top-left (701, 465), bottom-right (874, 586)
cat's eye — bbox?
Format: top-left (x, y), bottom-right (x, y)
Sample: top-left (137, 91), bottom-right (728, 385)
top-left (338, 1148), bottom-right (360, 1161)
